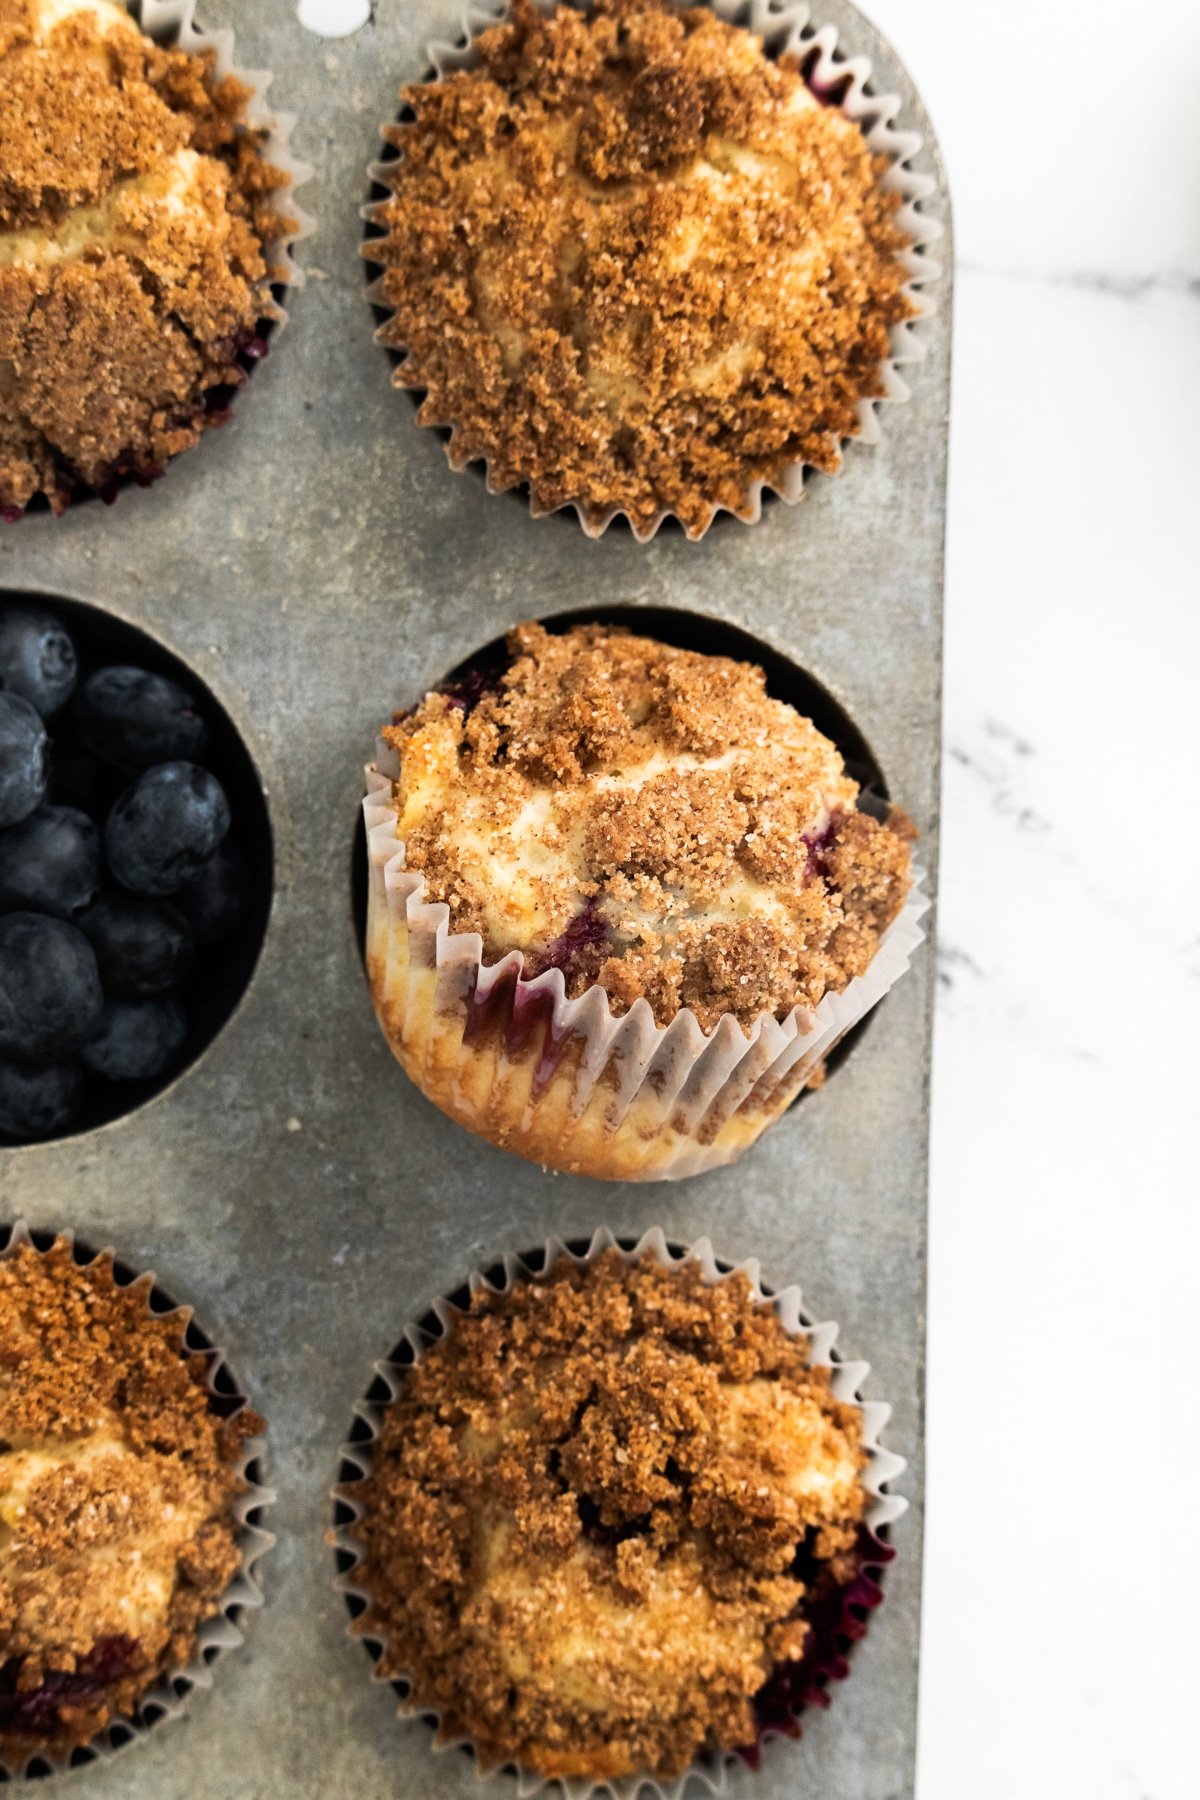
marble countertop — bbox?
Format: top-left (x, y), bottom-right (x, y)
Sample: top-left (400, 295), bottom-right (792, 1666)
top-left (858, 1), bottom-right (1199, 1795)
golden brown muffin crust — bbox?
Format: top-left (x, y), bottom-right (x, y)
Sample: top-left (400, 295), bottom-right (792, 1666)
top-left (381, 622), bottom-right (914, 1032)
top-left (0, 1239), bottom-right (261, 1755)
top-left (372, 0), bottom-right (915, 534)
top-left (0, 0), bottom-right (290, 514)
top-left (352, 1250), bottom-right (868, 1780)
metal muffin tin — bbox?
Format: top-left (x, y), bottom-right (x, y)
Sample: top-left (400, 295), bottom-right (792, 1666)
top-left (0, 2), bottom-right (950, 1795)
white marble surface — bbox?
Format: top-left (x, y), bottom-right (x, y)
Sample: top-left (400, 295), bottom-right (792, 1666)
top-left (859, 1), bottom-right (1200, 1795)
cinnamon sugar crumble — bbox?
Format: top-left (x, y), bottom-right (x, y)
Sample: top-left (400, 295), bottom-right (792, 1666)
top-left (0, 1239), bottom-right (261, 1754)
top-left (352, 1251), bottom-right (868, 1781)
top-left (381, 622), bottom-right (914, 1033)
top-left (372, 0), bottom-right (915, 535)
top-left (0, 0), bottom-right (290, 515)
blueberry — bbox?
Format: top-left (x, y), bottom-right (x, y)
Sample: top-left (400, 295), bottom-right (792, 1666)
top-left (0, 603), bottom-right (77, 718)
top-left (105, 762), bottom-right (230, 896)
top-left (0, 692), bottom-right (48, 828)
top-left (0, 805), bottom-right (100, 917)
top-left (172, 839), bottom-right (250, 946)
top-left (0, 912), bottom-right (103, 1062)
top-left (78, 892), bottom-right (193, 997)
top-left (0, 1058), bottom-right (84, 1140)
top-left (72, 666), bottom-right (208, 771)
top-left (82, 996), bottom-right (187, 1083)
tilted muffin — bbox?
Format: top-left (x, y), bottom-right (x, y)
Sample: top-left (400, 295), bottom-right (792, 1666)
top-left (0, 0), bottom-right (289, 517)
top-left (364, 621), bottom-right (918, 1179)
top-left (347, 1249), bottom-right (885, 1783)
top-left (369, 0), bottom-right (917, 537)
top-left (0, 1237), bottom-right (262, 1759)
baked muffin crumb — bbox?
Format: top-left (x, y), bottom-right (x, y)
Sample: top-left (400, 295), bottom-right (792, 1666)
top-left (371, 0), bottom-right (916, 534)
top-left (0, 1238), bottom-right (261, 1756)
top-left (0, 0), bottom-right (291, 515)
top-left (381, 622), bottom-right (914, 1032)
top-left (352, 1250), bottom-right (871, 1781)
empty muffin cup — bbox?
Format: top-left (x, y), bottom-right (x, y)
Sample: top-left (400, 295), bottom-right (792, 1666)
top-left (0, 0), bottom-right (312, 520)
top-left (0, 1221), bottom-right (273, 1778)
top-left (363, 0), bottom-right (941, 540)
top-left (333, 1226), bottom-right (906, 1798)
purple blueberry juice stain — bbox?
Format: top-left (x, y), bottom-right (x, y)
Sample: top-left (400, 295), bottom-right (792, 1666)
top-left (742, 1527), bottom-right (892, 1760)
top-left (461, 905), bottom-right (608, 1064)
top-left (802, 814), bottom-right (839, 880)
top-left (0, 1635), bottom-right (139, 1736)
top-left (800, 51), bottom-right (854, 109)
top-left (438, 664), bottom-right (506, 722)
top-left (523, 901), bottom-right (609, 979)
top-left (462, 962), bottom-right (519, 1045)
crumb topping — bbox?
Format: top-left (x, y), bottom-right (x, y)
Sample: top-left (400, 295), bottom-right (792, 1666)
top-left (353, 1250), bottom-right (868, 1781)
top-left (0, 0), bottom-right (290, 514)
top-left (371, 0), bottom-right (915, 535)
top-left (0, 1239), bottom-right (261, 1754)
top-left (380, 622), bottom-right (914, 1032)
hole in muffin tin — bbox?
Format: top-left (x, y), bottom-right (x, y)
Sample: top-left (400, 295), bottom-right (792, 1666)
top-left (0, 594), bottom-right (273, 1148)
top-left (361, 8), bottom-right (910, 535)
top-left (0, 1225), bottom-right (262, 1772)
top-left (333, 1236), bottom-right (889, 1777)
top-left (350, 604), bottom-right (895, 1093)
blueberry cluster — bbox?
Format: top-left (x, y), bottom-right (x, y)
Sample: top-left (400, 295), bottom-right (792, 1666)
top-left (0, 603), bottom-right (249, 1142)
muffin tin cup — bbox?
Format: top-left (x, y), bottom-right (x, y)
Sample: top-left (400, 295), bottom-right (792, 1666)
top-left (2, 0), bottom-right (314, 524)
top-left (362, 0), bottom-right (942, 543)
top-left (0, 1222), bottom-right (274, 1781)
top-left (333, 1225), bottom-right (906, 1799)
top-left (362, 759), bottom-right (928, 1181)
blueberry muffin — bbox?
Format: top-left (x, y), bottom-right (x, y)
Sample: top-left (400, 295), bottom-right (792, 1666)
top-left (0, 1236), bottom-right (261, 1759)
top-left (0, 0), bottom-right (289, 516)
top-left (364, 622), bottom-right (917, 1178)
top-left (369, 0), bottom-right (916, 536)
top-left (348, 1249), bottom-right (887, 1782)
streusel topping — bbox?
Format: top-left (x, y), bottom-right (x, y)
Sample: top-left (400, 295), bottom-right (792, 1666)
top-left (353, 1251), bottom-right (868, 1781)
top-left (371, 0), bottom-right (915, 535)
top-left (380, 622), bottom-right (913, 1032)
top-left (0, 0), bottom-right (288, 514)
top-left (0, 1239), bottom-right (260, 1753)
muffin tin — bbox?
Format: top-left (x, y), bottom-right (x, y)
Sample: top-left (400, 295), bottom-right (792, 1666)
top-left (0, 2), bottom-right (950, 1795)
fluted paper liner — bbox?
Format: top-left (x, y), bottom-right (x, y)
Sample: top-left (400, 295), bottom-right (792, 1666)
top-left (363, 759), bottom-right (928, 1180)
top-left (140, 0), bottom-right (313, 313)
top-left (363, 0), bottom-right (942, 541)
top-left (0, 1222), bottom-right (273, 1780)
top-left (333, 1226), bottom-right (907, 1798)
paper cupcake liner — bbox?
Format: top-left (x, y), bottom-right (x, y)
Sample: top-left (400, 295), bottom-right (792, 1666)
top-left (362, 0), bottom-right (942, 542)
top-left (1, 0), bottom-right (314, 524)
top-left (0, 1221), bottom-right (274, 1780)
top-left (362, 758), bottom-right (927, 1181)
top-left (332, 1225), bottom-right (907, 1799)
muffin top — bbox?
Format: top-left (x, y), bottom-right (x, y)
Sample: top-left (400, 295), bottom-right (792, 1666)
top-left (0, 0), bottom-right (287, 514)
top-left (372, 0), bottom-right (915, 535)
top-left (0, 1238), bottom-right (260, 1754)
top-left (353, 1250), bottom-right (869, 1781)
top-left (380, 622), bottom-right (914, 1033)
